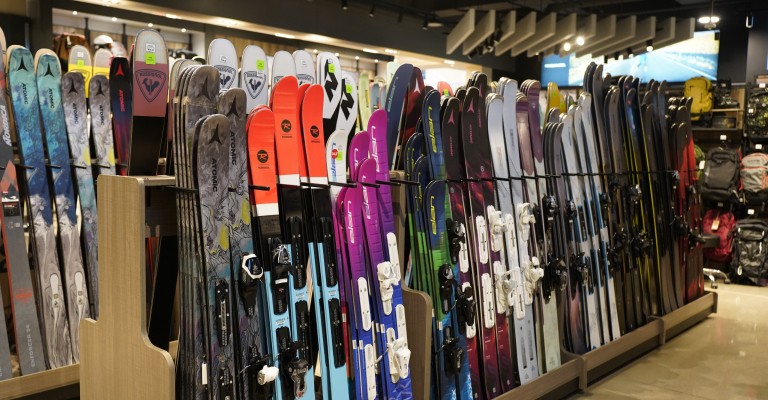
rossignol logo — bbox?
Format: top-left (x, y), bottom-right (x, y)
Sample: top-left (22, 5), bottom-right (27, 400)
top-left (281, 119), bottom-right (291, 133)
top-left (257, 150), bottom-right (268, 163)
top-left (210, 158), bottom-right (218, 192)
top-left (136, 69), bottom-right (167, 102)
top-left (216, 65), bottom-right (236, 89)
top-left (310, 125), bottom-right (320, 138)
top-left (428, 106), bottom-right (436, 152)
top-left (297, 74), bottom-right (314, 84)
top-left (430, 195), bottom-right (436, 235)
top-left (243, 71), bottom-right (265, 98)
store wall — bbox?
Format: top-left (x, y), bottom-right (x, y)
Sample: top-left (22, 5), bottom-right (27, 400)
top-left (745, 10), bottom-right (768, 83)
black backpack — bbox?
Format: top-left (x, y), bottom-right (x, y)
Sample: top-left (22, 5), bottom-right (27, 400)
top-left (700, 148), bottom-right (740, 202)
top-left (730, 219), bottom-right (768, 285)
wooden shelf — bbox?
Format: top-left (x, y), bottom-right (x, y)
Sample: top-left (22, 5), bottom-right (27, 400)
top-left (711, 108), bottom-right (741, 112)
top-left (0, 364), bottom-right (79, 399)
top-left (692, 127), bottom-right (741, 132)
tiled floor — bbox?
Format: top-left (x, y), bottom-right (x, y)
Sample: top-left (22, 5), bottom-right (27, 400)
top-left (569, 284), bottom-right (768, 399)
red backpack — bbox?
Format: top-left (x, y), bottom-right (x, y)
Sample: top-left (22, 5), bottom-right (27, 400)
top-left (702, 208), bottom-right (737, 263)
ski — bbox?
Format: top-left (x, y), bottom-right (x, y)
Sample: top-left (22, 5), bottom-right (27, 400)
top-left (129, 30), bottom-right (168, 175)
top-left (240, 45), bottom-right (269, 112)
top-left (89, 74), bottom-right (117, 176)
top-left (293, 50), bottom-right (315, 86)
top-left (209, 38), bottom-right (238, 91)
top-left (316, 52), bottom-right (341, 137)
top-left (110, 57), bottom-right (132, 176)
top-left (92, 48), bottom-right (111, 77)
top-left (67, 45), bottom-right (92, 97)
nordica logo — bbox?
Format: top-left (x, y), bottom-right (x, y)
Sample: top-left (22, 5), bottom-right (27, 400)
top-left (428, 106), bottom-right (436, 152)
top-left (210, 159), bottom-right (218, 192)
top-left (346, 201), bottom-right (355, 244)
top-left (0, 106), bottom-right (10, 146)
top-left (430, 195), bottom-right (436, 235)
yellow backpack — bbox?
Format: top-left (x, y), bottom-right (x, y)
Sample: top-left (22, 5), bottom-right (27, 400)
top-left (684, 76), bottom-right (713, 121)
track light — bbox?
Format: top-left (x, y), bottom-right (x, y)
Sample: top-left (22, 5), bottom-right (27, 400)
top-left (576, 36), bottom-right (585, 46)
top-left (369, 2), bottom-right (376, 17)
top-left (341, 0), bottom-right (348, 10)
top-left (563, 42), bottom-right (571, 52)
top-left (646, 40), bottom-right (653, 52)
top-left (423, 16), bottom-right (429, 30)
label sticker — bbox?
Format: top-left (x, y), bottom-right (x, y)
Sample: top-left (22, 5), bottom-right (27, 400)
top-left (76, 59), bottom-right (84, 66)
top-left (346, 84), bottom-right (352, 94)
top-left (712, 218), bottom-right (720, 231)
top-left (146, 53), bottom-right (156, 65)
top-left (699, 160), bottom-right (705, 170)
top-left (757, 144), bottom-right (763, 150)
top-left (748, 209), bottom-right (756, 215)
top-left (328, 63), bottom-right (336, 73)
top-left (146, 43), bottom-right (156, 53)
top-left (256, 60), bottom-right (265, 71)
top-left (719, 134), bottom-right (727, 141)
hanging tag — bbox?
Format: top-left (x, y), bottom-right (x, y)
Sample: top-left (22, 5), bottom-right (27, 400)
top-left (720, 135), bottom-right (728, 141)
top-left (748, 209), bottom-right (756, 215)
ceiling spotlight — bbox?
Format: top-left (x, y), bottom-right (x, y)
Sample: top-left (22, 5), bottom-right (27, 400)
top-left (165, 13), bottom-right (179, 19)
top-left (427, 19), bottom-right (443, 28)
top-left (355, 56), bottom-right (360, 60)
top-left (112, 17), bottom-right (117, 21)
top-left (698, 16), bottom-right (711, 24)
top-left (181, 28), bottom-right (187, 32)
top-left (369, 2), bottom-right (376, 17)
top-left (576, 36), bottom-right (585, 46)
top-left (604, 56), bottom-right (609, 64)
top-left (335, 52), bottom-right (339, 56)
top-left (422, 17), bottom-right (429, 30)
top-left (374, 59), bottom-right (379, 63)
top-left (313, 49), bottom-right (318, 53)
top-left (72, 10), bottom-right (78, 15)
top-left (148, 22), bottom-right (154, 27)
top-left (711, 16), bottom-right (720, 23)
top-left (563, 42), bottom-right (572, 52)
top-left (341, 0), bottom-right (348, 10)
top-left (646, 39), bottom-right (653, 52)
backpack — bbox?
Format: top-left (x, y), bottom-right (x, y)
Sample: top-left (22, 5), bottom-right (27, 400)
top-left (740, 152), bottom-right (768, 204)
top-left (730, 219), bottom-right (768, 285)
top-left (684, 76), bottom-right (713, 121)
top-left (702, 208), bottom-right (737, 263)
top-left (700, 148), bottom-right (740, 202)
top-left (745, 88), bottom-right (768, 141)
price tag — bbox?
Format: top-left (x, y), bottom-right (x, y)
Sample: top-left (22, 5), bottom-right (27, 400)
top-left (720, 134), bottom-right (727, 141)
top-left (748, 209), bottom-right (755, 215)
top-left (328, 64), bottom-right (336, 73)
top-left (146, 53), bottom-right (156, 65)
top-left (256, 60), bottom-right (265, 71)
top-left (345, 83), bottom-right (352, 94)
top-left (76, 59), bottom-right (84, 66)
top-left (699, 160), bottom-right (705, 170)
top-left (712, 218), bottom-right (720, 231)
top-left (748, 108), bottom-right (755, 113)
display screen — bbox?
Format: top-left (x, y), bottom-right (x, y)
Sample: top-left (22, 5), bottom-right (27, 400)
top-left (541, 30), bottom-right (720, 87)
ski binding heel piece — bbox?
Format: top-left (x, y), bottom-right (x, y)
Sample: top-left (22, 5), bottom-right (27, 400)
top-left (487, 206), bottom-right (504, 252)
top-left (388, 336), bottom-right (411, 381)
top-left (240, 253), bottom-right (263, 314)
top-left (364, 344), bottom-right (378, 399)
top-left (287, 357), bottom-right (309, 398)
top-left (523, 257), bottom-right (543, 305)
top-left (517, 203), bottom-right (535, 241)
top-left (459, 284), bottom-right (477, 338)
top-left (377, 262), bottom-right (398, 315)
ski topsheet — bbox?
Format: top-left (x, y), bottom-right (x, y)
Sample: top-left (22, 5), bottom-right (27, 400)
top-left (271, 51), bottom-right (297, 87)
top-left (8, 46), bottom-right (74, 368)
top-left (92, 48), bottom-right (111, 77)
top-left (293, 50), bottom-right (315, 85)
top-left (337, 72), bottom-right (358, 136)
top-left (209, 38), bottom-right (238, 91)
top-left (110, 57), bottom-right (132, 176)
top-left (89, 74), bottom-right (117, 176)
top-left (241, 45), bottom-right (269, 111)
top-left (384, 63), bottom-right (413, 169)
top-left (128, 29), bottom-right (168, 175)
top-left (61, 71), bottom-right (99, 323)
top-left (67, 45), bottom-right (92, 97)
top-left (316, 52), bottom-right (341, 135)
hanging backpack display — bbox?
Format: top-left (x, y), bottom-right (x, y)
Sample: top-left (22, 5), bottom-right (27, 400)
top-left (730, 219), bottom-right (768, 285)
top-left (702, 208), bottom-right (737, 264)
top-left (684, 76), bottom-right (713, 122)
top-left (740, 152), bottom-right (768, 204)
top-left (700, 147), bottom-right (740, 202)
top-left (745, 86), bottom-right (768, 142)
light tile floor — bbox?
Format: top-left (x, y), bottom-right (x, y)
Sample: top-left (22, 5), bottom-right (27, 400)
top-left (569, 284), bottom-right (768, 399)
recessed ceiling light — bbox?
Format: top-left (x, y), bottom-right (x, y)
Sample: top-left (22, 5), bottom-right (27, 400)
top-left (72, 10), bottom-right (78, 15)
top-left (181, 28), bottom-right (187, 32)
top-left (563, 42), bottom-right (572, 52)
top-left (313, 49), bottom-right (318, 53)
top-left (355, 56), bottom-right (360, 60)
top-left (385, 49), bottom-right (397, 54)
top-left (335, 52), bottom-right (339, 56)
top-left (444, 59), bottom-right (455, 65)
top-left (576, 36), bottom-right (585, 46)
top-left (427, 20), bottom-right (443, 28)
top-left (363, 48), bottom-right (379, 53)
top-left (374, 59), bottom-right (379, 63)
top-left (111, 17), bottom-right (117, 21)
top-left (698, 16), bottom-right (711, 24)
top-left (275, 33), bottom-right (296, 39)
top-left (711, 16), bottom-right (720, 23)
top-left (166, 13), bottom-right (179, 19)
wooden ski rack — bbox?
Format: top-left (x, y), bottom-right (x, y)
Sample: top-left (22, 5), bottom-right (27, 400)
top-left (75, 174), bottom-right (717, 400)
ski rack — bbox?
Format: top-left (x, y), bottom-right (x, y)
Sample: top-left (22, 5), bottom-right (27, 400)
top-left (72, 174), bottom-right (717, 400)
top-left (80, 175), bottom-right (176, 400)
